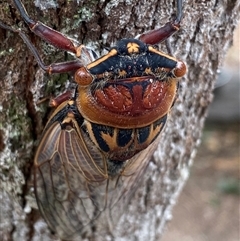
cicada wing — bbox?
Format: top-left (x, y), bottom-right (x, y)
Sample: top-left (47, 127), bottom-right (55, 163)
top-left (99, 115), bottom-right (166, 211)
top-left (84, 140), bottom-right (159, 235)
top-left (34, 106), bottom-right (159, 239)
top-left (105, 140), bottom-right (158, 212)
top-left (34, 116), bottom-right (109, 239)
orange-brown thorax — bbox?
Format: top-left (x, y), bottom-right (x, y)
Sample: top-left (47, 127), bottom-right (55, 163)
top-left (76, 76), bottom-right (177, 128)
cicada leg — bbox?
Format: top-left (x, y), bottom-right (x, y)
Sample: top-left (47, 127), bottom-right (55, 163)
top-left (13, 0), bottom-right (83, 56)
top-left (0, 21), bottom-right (83, 74)
top-left (138, 0), bottom-right (183, 45)
top-left (49, 91), bottom-right (73, 107)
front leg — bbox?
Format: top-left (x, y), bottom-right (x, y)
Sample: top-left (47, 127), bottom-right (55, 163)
top-left (13, 0), bottom-right (82, 57)
top-left (138, 0), bottom-right (183, 45)
top-left (0, 21), bottom-right (84, 74)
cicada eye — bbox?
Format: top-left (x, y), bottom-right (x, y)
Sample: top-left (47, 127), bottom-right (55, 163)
top-left (75, 67), bottom-right (93, 86)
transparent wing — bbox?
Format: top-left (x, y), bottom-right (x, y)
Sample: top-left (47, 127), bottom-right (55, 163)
top-left (105, 141), bottom-right (157, 211)
top-left (34, 111), bottom-right (154, 239)
top-left (34, 114), bottom-right (109, 238)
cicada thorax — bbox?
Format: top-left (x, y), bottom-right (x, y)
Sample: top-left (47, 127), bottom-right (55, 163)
top-left (74, 38), bottom-right (186, 162)
top-left (81, 115), bottom-right (167, 162)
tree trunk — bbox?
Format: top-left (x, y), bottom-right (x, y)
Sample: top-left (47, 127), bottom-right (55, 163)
top-left (0, 0), bottom-right (239, 240)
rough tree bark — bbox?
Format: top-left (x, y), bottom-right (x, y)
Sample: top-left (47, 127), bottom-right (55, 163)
top-left (0, 0), bottom-right (239, 240)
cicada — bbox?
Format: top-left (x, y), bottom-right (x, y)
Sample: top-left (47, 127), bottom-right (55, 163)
top-left (0, 0), bottom-right (186, 239)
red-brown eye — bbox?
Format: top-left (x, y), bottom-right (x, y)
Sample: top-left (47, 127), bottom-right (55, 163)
top-left (75, 67), bottom-right (93, 86)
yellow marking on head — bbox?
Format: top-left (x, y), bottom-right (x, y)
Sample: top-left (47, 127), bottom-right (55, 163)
top-left (144, 67), bottom-right (153, 75)
top-left (127, 42), bottom-right (140, 54)
top-left (87, 49), bottom-right (118, 70)
top-left (118, 69), bottom-right (127, 77)
top-left (148, 46), bottom-right (178, 62)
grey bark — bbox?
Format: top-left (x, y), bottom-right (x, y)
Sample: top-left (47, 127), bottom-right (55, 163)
top-left (0, 0), bottom-right (239, 240)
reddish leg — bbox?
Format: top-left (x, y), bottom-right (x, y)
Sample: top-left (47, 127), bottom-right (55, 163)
top-left (0, 21), bottom-right (83, 74)
top-left (36, 90), bottom-right (72, 106)
top-left (138, 0), bottom-right (182, 45)
top-left (49, 91), bottom-right (73, 107)
top-left (13, 0), bottom-right (82, 57)
top-left (0, 20), bottom-right (77, 106)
